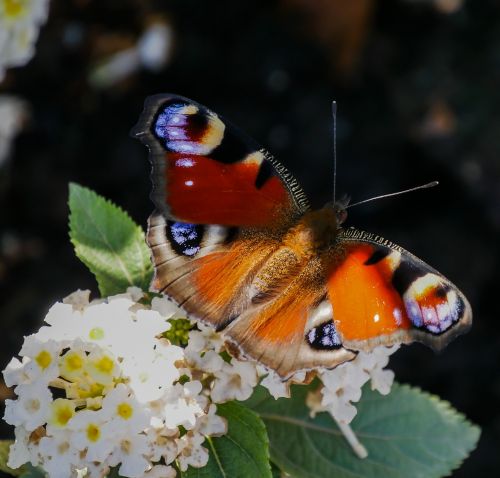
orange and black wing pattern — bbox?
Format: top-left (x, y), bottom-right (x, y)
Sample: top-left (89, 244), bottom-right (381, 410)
top-left (131, 94), bottom-right (309, 227)
top-left (324, 228), bottom-right (472, 352)
top-left (133, 94), bottom-right (313, 359)
top-left (133, 95), bottom-right (472, 379)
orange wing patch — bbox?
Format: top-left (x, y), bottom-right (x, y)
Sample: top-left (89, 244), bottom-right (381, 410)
top-left (192, 237), bottom-right (279, 326)
top-left (246, 277), bottom-right (321, 344)
top-left (224, 256), bottom-right (355, 378)
top-left (327, 243), bottom-right (411, 347)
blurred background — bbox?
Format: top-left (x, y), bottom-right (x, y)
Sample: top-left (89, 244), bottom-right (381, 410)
top-left (0, 0), bottom-right (499, 475)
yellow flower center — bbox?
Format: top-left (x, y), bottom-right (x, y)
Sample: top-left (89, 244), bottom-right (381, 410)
top-left (65, 353), bottom-right (84, 372)
top-left (86, 423), bottom-right (101, 442)
top-left (49, 399), bottom-right (76, 428)
top-left (117, 402), bottom-right (133, 420)
top-left (3, 0), bottom-right (26, 18)
top-left (35, 350), bottom-right (52, 370)
top-left (59, 351), bottom-right (87, 383)
top-left (95, 356), bottom-right (114, 374)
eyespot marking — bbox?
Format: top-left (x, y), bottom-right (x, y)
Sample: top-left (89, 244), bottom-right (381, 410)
top-left (306, 320), bottom-right (342, 350)
top-left (166, 221), bottom-right (204, 257)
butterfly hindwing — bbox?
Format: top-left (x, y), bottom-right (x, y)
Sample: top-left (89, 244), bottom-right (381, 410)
top-left (326, 228), bottom-right (472, 351)
top-left (147, 209), bottom-right (357, 379)
top-left (132, 94), bottom-right (309, 227)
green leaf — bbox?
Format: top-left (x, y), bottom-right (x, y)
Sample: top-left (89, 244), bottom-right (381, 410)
top-left (248, 383), bottom-right (480, 478)
top-left (183, 401), bottom-right (273, 478)
top-left (68, 183), bottom-right (153, 296)
top-left (17, 465), bottom-right (46, 478)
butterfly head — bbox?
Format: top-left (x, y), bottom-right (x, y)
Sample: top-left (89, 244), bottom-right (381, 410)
top-left (325, 195), bottom-right (350, 226)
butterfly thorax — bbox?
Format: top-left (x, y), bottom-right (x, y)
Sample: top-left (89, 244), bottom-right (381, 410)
top-left (249, 208), bottom-right (339, 302)
top-left (282, 207), bottom-right (341, 258)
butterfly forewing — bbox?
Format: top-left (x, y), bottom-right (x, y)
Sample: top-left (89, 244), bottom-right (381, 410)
top-left (132, 94), bottom-right (309, 227)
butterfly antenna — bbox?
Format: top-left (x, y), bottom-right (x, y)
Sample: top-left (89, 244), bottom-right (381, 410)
top-left (332, 101), bottom-right (337, 204)
top-left (347, 181), bottom-right (439, 209)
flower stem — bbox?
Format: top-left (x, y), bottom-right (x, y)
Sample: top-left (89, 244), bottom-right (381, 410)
top-left (333, 418), bottom-right (368, 459)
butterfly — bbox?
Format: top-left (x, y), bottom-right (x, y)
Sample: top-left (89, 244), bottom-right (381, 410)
top-left (131, 94), bottom-right (472, 379)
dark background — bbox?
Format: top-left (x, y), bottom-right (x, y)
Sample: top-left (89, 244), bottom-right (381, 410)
top-left (1, 0), bottom-right (499, 475)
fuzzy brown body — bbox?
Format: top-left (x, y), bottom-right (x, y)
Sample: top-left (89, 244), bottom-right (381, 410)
top-left (252, 208), bottom-right (341, 300)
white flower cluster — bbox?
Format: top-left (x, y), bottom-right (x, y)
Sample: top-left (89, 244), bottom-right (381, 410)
top-left (307, 346), bottom-right (398, 424)
top-left (3, 287), bottom-right (398, 476)
top-left (3, 288), bottom-right (229, 478)
top-left (0, 0), bottom-right (50, 81)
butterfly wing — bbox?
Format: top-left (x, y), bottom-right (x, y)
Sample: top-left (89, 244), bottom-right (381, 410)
top-left (147, 209), bottom-right (357, 378)
top-left (131, 94), bottom-right (309, 227)
top-left (135, 94), bottom-right (345, 375)
top-left (325, 227), bottom-right (472, 352)
top-left (221, 225), bottom-right (472, 377)
top-left (132, 92), bottom-right (311, 330)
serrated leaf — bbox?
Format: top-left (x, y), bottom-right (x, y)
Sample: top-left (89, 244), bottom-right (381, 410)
top-left (68, 183), bottom-right (153, 296)
top-left (183, 401), bottom-right (272, 478)
top-left (248, 383), bottom-right (480, 478)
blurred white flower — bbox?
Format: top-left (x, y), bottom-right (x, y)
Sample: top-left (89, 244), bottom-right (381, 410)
top-left (89, 21), bottom-right (173, 89)
top-left (0, 0), bottom-right (50, 80)
top-left (0, 95), bottom-right (28, 166)
top-left (404, 0), bottom-right (463, 14)
top-left (137, 23), bottom-right (173, 72)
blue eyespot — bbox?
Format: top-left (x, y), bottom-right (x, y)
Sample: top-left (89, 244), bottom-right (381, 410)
top-left (167, 221), bottom-right (204, 257)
